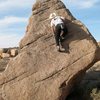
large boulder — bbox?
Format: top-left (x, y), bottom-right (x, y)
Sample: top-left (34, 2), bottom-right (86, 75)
top-left (0, 0), bottom-right (99, 100)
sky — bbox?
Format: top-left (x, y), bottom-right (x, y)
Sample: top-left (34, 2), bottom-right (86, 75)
top-left (0, 0), bottom-right (99, 48)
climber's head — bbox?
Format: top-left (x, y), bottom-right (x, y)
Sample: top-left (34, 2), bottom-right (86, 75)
top-left (49, 13), bottom-right (57, 19)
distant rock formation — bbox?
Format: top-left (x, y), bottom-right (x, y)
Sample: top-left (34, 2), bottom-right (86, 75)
top-left (0, 47), bottom-right (19, 59)
top-left (0, 47), bottom-right (19, 73)
top-left (0, 0), bottom-right (100, 100)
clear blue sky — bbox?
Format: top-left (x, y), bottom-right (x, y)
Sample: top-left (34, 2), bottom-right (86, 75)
top-left (0, 0), bottom-right (99, 48)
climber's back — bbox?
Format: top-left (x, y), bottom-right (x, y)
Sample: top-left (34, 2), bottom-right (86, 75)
top-left (49, 13), bottom-right (67, 52)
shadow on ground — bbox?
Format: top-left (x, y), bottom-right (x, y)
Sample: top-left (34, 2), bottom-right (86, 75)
top-left (66, 70), bottom-right (100, 100)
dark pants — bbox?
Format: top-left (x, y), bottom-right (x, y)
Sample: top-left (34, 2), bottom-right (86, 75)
top-left (55, 24), bottom-right (67, 46)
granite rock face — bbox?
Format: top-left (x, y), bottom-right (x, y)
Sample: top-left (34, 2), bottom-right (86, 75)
top-left (0, 0), bottom-right (100, 100)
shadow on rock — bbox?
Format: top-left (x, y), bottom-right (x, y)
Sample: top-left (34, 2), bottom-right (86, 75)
top-left (66, 70), bottom-right (100, 100)
top-left (60, 19), bottom-right (98, 54)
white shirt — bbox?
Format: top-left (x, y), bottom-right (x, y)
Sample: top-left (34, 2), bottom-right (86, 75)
top-left (50, 16), bottom-right (64, 27)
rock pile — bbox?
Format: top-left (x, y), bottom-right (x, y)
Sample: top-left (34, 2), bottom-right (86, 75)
top-left (0, 47), bottom-right (19, 58)
top-left (0, 47), bottom-right (19, 73)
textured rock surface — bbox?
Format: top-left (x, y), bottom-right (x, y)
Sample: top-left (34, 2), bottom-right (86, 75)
top-left (0, 58), bottom-right (10, 72)
top-left (66, 61), bottom-right (100, 100)
top-left (0, 0), bottom-right (100, 100)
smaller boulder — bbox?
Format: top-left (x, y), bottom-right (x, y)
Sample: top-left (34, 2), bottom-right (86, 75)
top-left (10, 49), bottom-right (18, 57)
top-left (1, 53), bottom-right (10, 58)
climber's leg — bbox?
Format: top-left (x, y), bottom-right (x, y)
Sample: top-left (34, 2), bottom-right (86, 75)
top-left (55, 24), bottom-right (61, 47)
top-left (62, 24), bottom-right (68, 39)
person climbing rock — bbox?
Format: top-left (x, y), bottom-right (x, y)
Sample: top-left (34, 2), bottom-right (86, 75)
top-left (49, 13), bottom-right (67, 51)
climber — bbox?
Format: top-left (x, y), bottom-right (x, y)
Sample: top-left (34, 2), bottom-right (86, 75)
top-left (49, 13), bottom-right (67, 51)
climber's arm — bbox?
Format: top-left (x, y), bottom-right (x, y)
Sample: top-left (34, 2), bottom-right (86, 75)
top-left (52, 25), bottom-right (55, 34)
top-left (51, 21), bottom-right (55, 34)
